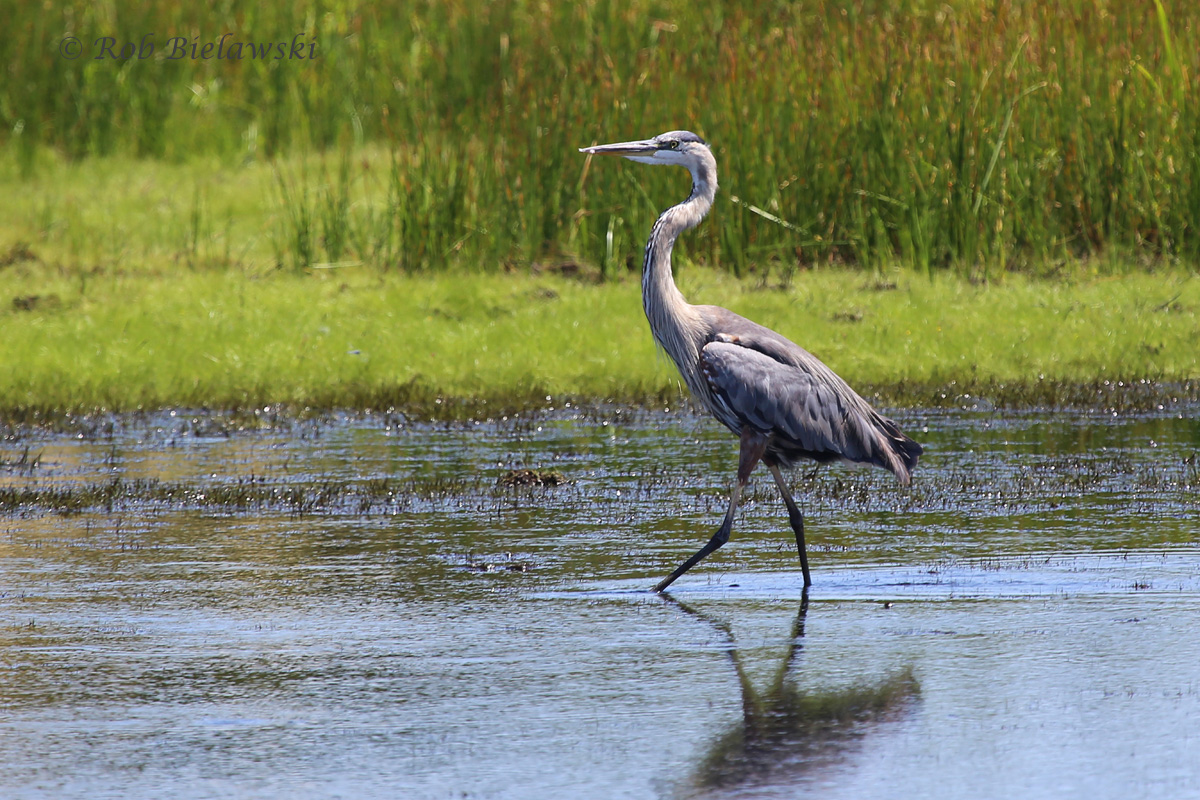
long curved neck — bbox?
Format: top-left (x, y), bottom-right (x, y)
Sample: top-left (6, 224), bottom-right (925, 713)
top-left (642, 153), bottom-right (718, 368)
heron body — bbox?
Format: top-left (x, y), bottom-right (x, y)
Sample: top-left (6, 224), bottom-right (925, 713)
top-left (580, 130), bottom-right (922, 591)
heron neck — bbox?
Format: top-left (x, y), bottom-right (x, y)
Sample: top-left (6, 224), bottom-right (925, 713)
top-left (642, 170), bottom-right (716, 363)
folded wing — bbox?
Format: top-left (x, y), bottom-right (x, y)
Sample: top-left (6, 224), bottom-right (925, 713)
top-left (699, 334), bottom-right (921, 482)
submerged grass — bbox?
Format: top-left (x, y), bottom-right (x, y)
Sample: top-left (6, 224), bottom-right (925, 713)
top-left (0, 264), bottom-right (1196, 419)
top-left (3, 412), bottom-right (1195, 520)
top-left (0, 473), bottom-right (509, 517)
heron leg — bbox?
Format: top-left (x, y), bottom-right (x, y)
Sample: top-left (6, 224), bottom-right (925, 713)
top-left (654, 429), bottom-right (768, 593)
top-left (768, 464), bottom-right (812, 588)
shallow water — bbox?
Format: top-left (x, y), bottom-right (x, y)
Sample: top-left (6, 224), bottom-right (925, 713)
top-left (1, 405), bottom-right (1198, 798)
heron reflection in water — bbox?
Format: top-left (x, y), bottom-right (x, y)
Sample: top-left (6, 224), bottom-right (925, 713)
top-left (664, 596), bottom-right (920, 794)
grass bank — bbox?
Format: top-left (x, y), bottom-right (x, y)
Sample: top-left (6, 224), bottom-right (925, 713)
top-left (1, 264), bottom-right (1196, 420)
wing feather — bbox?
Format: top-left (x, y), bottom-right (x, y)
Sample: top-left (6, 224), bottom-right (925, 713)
top-left (700, 342), bottom-right (865, 456)
top-left (699, 333), bottom-right (921, 480)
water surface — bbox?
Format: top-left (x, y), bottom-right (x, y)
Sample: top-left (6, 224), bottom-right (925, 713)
top-left (2, 405), bottom-right (1198, 798)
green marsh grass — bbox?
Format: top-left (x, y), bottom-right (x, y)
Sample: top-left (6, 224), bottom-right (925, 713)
top-left (1, 264), bottom-right (1196, 418)
top-left (4, 1), bottom-right (1200, 417)
top-left (4, 1), bottom-right (1200, 272)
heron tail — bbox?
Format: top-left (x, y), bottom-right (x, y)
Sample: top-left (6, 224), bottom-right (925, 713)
top-left (875, 415), bottom-right (923, 485)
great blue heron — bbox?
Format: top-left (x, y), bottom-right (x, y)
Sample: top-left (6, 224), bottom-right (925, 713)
top-left (579, 130), bottom-right (923, 592)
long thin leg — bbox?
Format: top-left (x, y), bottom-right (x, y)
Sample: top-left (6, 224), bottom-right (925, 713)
top-left (768, 464), bottom-right (812, 587)
top-left (654, 429), bottom-right (768, 593)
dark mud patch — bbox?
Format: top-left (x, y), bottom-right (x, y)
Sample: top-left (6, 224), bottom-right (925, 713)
top-left (497, 468), bottom-right (567, 488)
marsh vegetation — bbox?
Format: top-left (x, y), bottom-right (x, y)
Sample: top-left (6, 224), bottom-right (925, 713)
top-left (6, 1), bottom-right (1200, 275)
top-left (3, 2), bottom-right (1198, 417)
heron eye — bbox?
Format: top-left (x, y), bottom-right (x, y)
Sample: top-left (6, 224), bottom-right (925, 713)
top-left (668, 140), bottom-right (680, 149)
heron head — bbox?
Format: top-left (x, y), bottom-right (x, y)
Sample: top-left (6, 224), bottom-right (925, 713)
top-left (579, 130), bottom-right (709, 168)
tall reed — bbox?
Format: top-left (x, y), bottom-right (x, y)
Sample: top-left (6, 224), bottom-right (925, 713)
top-left (4, 0), bottom-right (1198, 273)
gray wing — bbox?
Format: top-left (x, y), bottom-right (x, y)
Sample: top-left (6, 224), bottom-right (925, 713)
top-left (699, 341), bottom-right (870, 459)
top-left (698, 326), bottom-right (920, 481)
